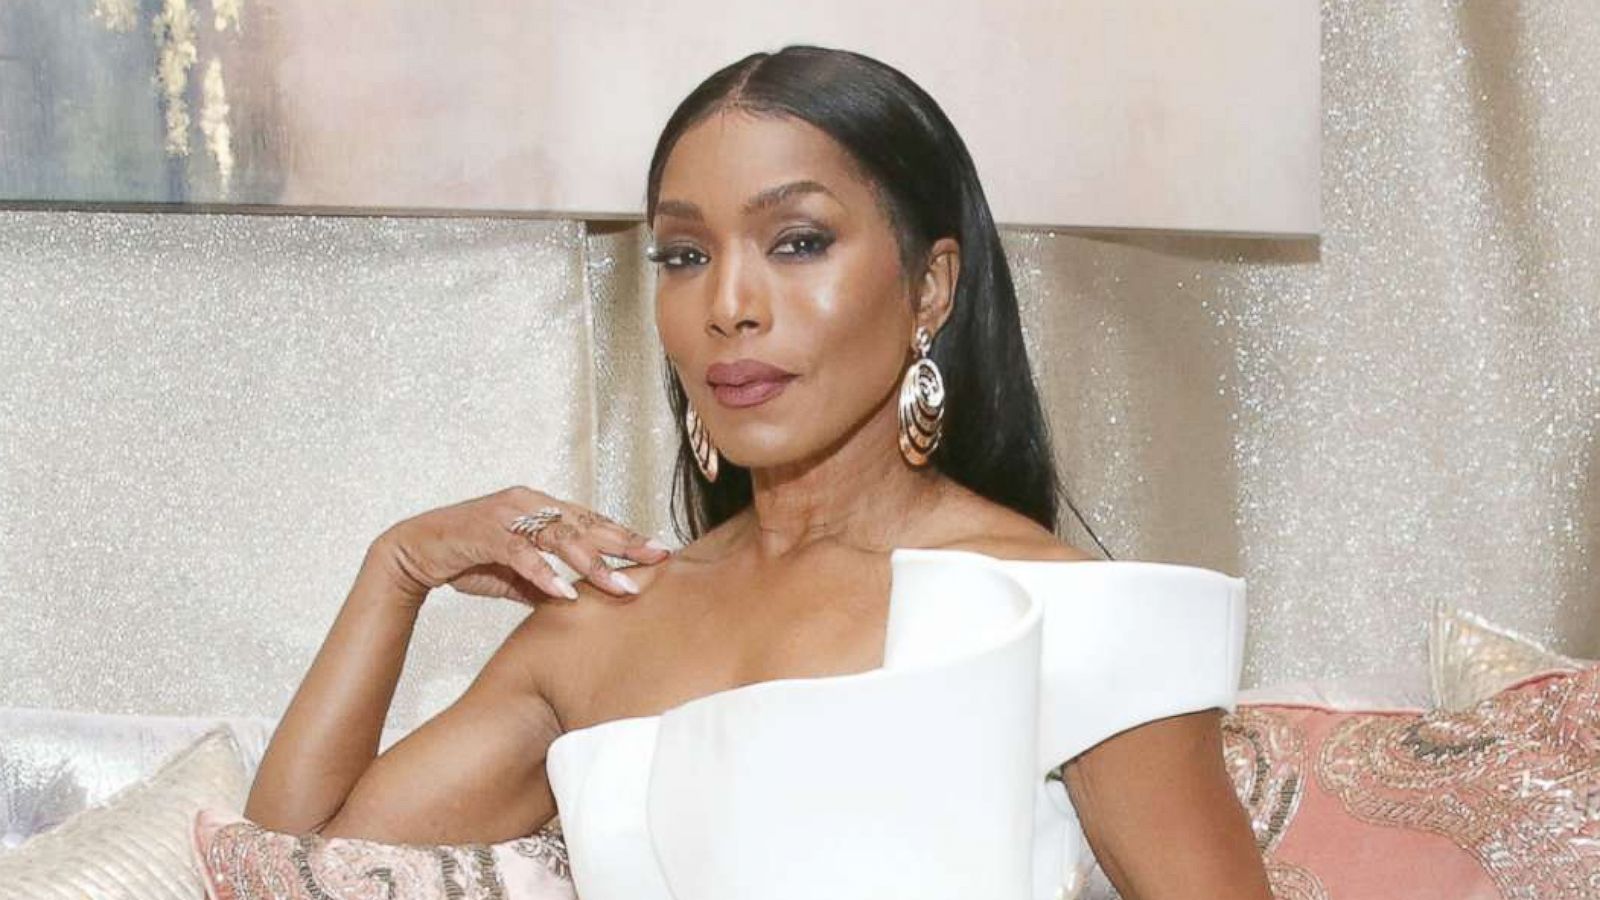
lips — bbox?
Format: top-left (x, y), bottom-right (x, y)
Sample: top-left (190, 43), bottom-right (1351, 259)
top-left (706, 358), bottom-right (797, 409)
top-left (706, 359), bottom-right (796, 386)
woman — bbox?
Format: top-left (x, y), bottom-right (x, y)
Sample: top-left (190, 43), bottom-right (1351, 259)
top-left (246, 45), bottom-right (1271, 899)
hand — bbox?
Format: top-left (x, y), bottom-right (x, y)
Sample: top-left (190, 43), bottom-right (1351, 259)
top-left (368, 486), bottom-right (671, 607)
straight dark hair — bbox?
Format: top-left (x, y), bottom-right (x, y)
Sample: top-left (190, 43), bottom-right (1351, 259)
top-left (646, 45), bottom-right (1109, 558)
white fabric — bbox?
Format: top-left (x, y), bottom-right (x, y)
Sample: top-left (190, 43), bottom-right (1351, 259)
top-left (545, 547), bottom-right (1247, 900)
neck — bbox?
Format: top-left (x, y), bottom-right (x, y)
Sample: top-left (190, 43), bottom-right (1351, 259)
top-left (734, 399), bottom-right (948, 561)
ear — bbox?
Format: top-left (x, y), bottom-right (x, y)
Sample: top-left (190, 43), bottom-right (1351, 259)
top-left (911, 236), bottom-right (960, 344)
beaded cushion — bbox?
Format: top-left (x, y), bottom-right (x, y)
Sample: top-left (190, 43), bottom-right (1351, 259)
top-left (192, 808), bottom-right (576, 900)
top-left (1220, 662), bottom-right (1600, 899)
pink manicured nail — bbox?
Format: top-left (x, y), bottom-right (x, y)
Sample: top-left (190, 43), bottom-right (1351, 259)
top-left (645, 538), bottom-right (672, 553)
top-left (612, 572), bottom-right (641, 595)
top-left (557, 580), bottom-right (579, 600)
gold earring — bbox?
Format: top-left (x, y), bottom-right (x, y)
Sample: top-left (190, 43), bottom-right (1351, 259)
top-left (685, 402), bottom-right (720, 482)
top-left (898, 326), bottom-right (945, 466)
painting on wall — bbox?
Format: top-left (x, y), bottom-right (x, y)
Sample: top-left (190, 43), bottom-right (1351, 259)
top-left (2, 2), bottom-right (254, 208)
top-left (0, 0), bottom-right (1320, 234)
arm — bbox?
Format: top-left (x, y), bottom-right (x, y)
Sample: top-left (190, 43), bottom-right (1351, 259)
top-left (244, 536), bottom-right (569, 842)
top-left (243, 539), bottom-right (428, 833)
top-left (1061, 708), bottom-right (1272, 900)
top-left (313, 608), bottom-right (564, 843)
top-left (244, 485), bottom-right (665, 839)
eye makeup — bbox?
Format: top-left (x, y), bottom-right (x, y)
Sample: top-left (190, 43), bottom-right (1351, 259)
top-left (647, 223), bottom-right (837, 272)
top-left (645, 244), bottom-right (708, 270)
top-left (771, 228), bottom-right (835, 259)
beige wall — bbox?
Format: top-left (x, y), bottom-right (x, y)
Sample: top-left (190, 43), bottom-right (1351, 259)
top-left (8, 0), bottom-right (1319, 234)
top-left (269, 0), bottom-right (1323, 232)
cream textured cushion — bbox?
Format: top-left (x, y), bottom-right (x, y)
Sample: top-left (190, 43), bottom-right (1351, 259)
top-left (0, 725), bottom-right (249, 900)
top-left (1430, 600), bottom-right (1589, 710)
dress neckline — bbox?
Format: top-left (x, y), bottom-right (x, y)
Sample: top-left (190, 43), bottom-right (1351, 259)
top-left (544, 548), bottom-right (1243, 760)
top-left (545, 546), bottom-right (1099, 761)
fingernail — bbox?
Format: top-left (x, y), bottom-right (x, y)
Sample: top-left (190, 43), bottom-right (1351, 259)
top-left (557, 580), bottom-right (578, 600)
top-left (613, 572), bottom-right (641, 595)
top-left (645, 538), bottom-right (671, 553)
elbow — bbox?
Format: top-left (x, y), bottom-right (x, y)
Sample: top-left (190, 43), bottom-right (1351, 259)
top-left (242, 775), bottom-right (340, 836)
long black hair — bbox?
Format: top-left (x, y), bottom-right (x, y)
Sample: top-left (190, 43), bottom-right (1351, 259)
top-left (646, 45), bottom-right (1109, 558)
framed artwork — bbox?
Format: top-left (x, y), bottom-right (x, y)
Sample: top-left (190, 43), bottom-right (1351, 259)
top-left (0, 0), bottom-right (1319, 234)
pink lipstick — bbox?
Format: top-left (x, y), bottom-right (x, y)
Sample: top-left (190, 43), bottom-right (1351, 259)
top-left (706, 358), bottom-right (798, 409)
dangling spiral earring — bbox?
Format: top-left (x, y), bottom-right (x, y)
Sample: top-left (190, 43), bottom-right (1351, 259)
top-left (685, 401), bottom-right (720, 482)
top-left (898, 326), bottom-right (945, 466)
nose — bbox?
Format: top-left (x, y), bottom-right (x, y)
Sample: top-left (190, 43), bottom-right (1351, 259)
top-left (705, 248), bottom-right (768, 338)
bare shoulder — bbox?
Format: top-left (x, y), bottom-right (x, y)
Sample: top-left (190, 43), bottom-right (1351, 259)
top-left (921, 485), bottom-right (1099, 563)
top-left (489, 556), bottom-right (675, 732)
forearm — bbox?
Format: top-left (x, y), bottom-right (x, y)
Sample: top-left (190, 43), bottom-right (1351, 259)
top-left (243, 540), bottom-right (424, 832)
top-left (1065, 710), bottom-right (1273, 900)
top-left (1078, 763), bottom-right (1270, 900)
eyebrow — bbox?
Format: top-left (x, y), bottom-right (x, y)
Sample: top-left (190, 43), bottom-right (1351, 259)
top-left (654, 179), bottom-right (836, 223)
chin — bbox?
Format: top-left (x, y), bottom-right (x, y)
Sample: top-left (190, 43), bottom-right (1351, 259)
top-left (715, 429), bottom-right (822, 471)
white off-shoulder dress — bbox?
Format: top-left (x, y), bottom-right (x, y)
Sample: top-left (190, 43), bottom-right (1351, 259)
top-left (545, 546), bottom-right (1247, 900)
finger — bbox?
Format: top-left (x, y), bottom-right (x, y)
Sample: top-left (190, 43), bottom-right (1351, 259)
top-left (504, 575), bottom-right (546, 608)
top-left (455, 564), bottom-right (545, 606)
top-left (538, 522), bottom-right (640, 597)
top-left (569, 509), bottom-right (671, 563)
top-left (453, 564), bottom-right (545, 606)
top-left (504, 533), bottom-right (578, 600)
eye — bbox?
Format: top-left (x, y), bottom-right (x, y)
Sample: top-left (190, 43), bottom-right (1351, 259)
top-left (772, 229), bottom-right (835, 260)
top-left (646, 244), bottom-right (709, 271)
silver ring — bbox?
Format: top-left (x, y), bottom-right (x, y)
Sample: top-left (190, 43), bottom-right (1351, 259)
top-left (508, 506), bottom-right (563, 544)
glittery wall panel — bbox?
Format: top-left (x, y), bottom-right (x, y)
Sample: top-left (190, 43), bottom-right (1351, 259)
top-left (1229, 0), bottom-right (1600, 683)
top-left (584, 222), bottom-right (678, 544)
top-left (1006, 229), bottom-right (1322, 689)
top-left (4, 0), bottom-right (1599, 720)
top-left (1003, 229), bottom-right (1270, 573)
top-left (0, 212), bottom-right (596, 726)
top-left (1008, 0), bottom-right (1600, 688)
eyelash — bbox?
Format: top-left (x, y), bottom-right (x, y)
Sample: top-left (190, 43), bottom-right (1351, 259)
top-left (646, 230), bottom-right (835, 271)
top-left (772, 229), bottom-right (835, 260)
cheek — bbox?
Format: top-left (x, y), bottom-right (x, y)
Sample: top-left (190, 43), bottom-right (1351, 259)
top-left (799, 269), bottom-right (913, 405)
top-left (655, 293), bottom-right (697, 372)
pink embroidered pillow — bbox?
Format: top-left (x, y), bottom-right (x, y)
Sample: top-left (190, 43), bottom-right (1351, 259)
top-left (1221, 662), bottom-right (1600, 899)
top-left (192, 808), bottom-right (577, 900)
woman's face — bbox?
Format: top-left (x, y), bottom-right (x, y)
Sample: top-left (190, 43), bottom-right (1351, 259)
top-left (651, 108), bottom-right (955, 472)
